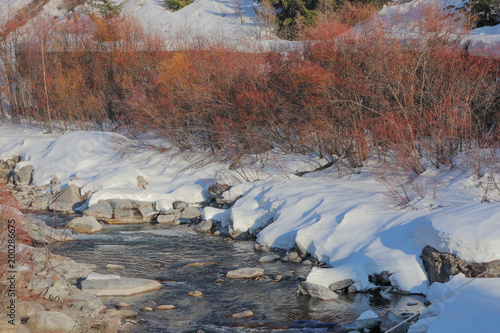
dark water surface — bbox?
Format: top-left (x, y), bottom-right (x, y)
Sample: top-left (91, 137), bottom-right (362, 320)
top-left (38, 213), bottom-right (425, 332)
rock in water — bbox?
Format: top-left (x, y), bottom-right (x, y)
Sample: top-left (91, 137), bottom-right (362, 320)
top-left (48, 184), bottom-right (82, 213)
top-left (155, 305), bottom-right (176, 310)
top-left (13, 165), bottom-right (34, 185)
top-left (84, 201), bottom-right (113, 220)
top-left (188, 290), bottom-right (203, 297)
top-left (66, 216), bottom-right (103, 234)
top-left (81, 278), bottom-right (162, 296)
top-left (297, 281), bottom-right (338, 301)
top-left (229, 310), bottom-right (254, 318)
top-left (258, 254), bottom-right (280, 263)
top-left (329, 279), bottom-right (355, 292)
top-left (226, 267), bottom-right (264, 279)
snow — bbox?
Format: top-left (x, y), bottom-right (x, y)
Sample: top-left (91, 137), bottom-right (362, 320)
top-left (409, 274), bottom-right (500, 333)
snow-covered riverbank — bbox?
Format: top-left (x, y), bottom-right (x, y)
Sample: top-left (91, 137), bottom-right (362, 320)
top-left (1, 121), bottom-right (500, 331)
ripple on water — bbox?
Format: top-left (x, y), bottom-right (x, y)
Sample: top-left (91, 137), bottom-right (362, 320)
top-left (46, 216), bottom-right (426, 332)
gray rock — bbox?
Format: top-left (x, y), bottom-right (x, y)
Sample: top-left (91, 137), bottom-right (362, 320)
top-left (157, 213), bottom-right (180, 224)
top-left (227, 267), bottom-right (264, 279)
top-left (282, 251), bottom-right (300, 262)
top-left (329, 279), bottom-right (355, 292)
top-left (258, 254), bottom-right (280, 263)
top-left (83, 201), bottom-right (113, 220)
top-left (13, 165), bottom-right (34, 185)
top-left (338, 318), bottom-right (381, 332)
top-left (66, 216), bottom-right (103, 234)
top-left (208, 183), bottom-right (231, 203)
top-left (28, 311), bottom-right (76, 332)
top-left (180, 206), bottom-right (202, 221)
top-left (6, 159), bottom-right (16, 169)
top-left (81, 277), bottom-right (162, 296)
top-left (12, 155), bottom-right (21, 163)
top-left (137, 175), bottom-right (147, 189)
top-left (50, 176), bottom-right (60, 185)
top-left (254, 243), bottom-right (270, 253)
top-left (44, 279), bottom-right (70, 301)
top-left (18, 301), bottom-right (46, 318)
top-left (138, 202), bottom-right (157, 219)
top-left (194, 219), bottom-right (212, 233)
top-left (297, 281), bottom-right (338, 301)
top-left (30, 194), bottom-right (53, 210)
top-left (108, 199), bottom-right (155, 223)
top-left (369, 271), bottom-right (392, 286)
top-left (380, 311), bottom-right (409, 333)
top-left (421, 245), bottom-right (500, 284)
top-left (69, 292), bottom-right (106, 313)
top-left (22, 217), bottom-right (76, 244)
top-left (347, 285), bottom-right (357, 293)
top-left (48, 184), bottom-right (82, 213)
top-left (173, 201), bottom-right (189, 209)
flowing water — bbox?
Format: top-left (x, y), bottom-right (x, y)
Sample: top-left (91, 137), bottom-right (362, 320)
top-left (38, 213), bottom-right (426, 333)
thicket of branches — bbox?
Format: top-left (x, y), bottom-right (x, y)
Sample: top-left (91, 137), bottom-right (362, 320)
top-left (1, 3), bottom-right (500, 170)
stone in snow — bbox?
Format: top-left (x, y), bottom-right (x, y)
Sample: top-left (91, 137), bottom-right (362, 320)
top-left (66, 216), bottom-right (103, 234)
top-left (297, 281), bottom-right (338, 301)
top-left (226, 267), bottom-right (264, 279)
top-left (13, 165), bottom-right (34, 185)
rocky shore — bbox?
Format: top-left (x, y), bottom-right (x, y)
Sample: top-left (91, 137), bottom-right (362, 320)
top-left (3, 151), bottom-right (500, 333)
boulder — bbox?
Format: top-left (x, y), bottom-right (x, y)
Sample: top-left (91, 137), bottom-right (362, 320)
top-left (173, 201), bottom-right (188, 209)
top-left (81, 277), bottom-right (162, 296)
top-left (226, 267), bottom-right (264, 279)
top-left (180, 206), bottom-right (202, 222)
top-left (369, 271), bottom-right (392, 286)
top-left (380, 311), bottom-right (409, 333)
top-left (69, 292), bottom-right (106, 313)
top-left (13, 165), bottom-right (34, 185)
top-left (156, 209), bottom-right (181, 224)
top-left (48, 184), bottom-right (82, 213)
top-left (194, 219), bottom-right (212, 233)
top-left (329, 279), bottom-right (355, 292)
top-left (83, 201), bottom-right (113, 220)
top-left (30, 194), bottom-right (53, 210)
top-left (107, 199), bottom-right (156, 223)
top-left (254, 243), bottom-right (271, 253)
top-left (66, 216), bottom-right (103, 234)
top-left (208, 183), bottom-right (231, 203)
top-left (28, 311), bottom-right (76, 332)
top-left (421, 245), bottom-right (500, 284)
top-left (297, 281), bottom-right (338, 301)
top-left (22, 217), bottom-right (76, 244)
top-left (258, 254), bottom-right (280, 263)
top-left (282, 251), bottom-right (300, 262)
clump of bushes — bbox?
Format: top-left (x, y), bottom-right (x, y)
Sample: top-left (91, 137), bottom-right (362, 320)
top-left (164, 0), bottom-right (193, 11)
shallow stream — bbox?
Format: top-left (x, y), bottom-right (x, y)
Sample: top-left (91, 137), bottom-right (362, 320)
top-left (38, 213), bottom-right (425, 332)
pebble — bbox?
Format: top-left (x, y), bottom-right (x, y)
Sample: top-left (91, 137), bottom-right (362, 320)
top-left (188, 290), bottom-right (203, 297)
top-left (107, 264), bottom-right (125, 270)
top-left (229, 310), bottom-right (254, 318)
top-left (155, 305), bottom-right (176, 310)
top-left (115, 302), bottom-right (131, 309)
top-left (143, 307), bottom-right (154, 312)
